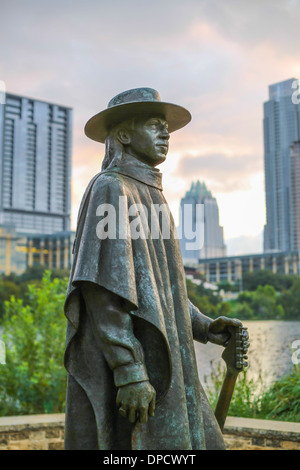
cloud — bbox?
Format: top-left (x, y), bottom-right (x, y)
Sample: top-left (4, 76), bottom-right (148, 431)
top-left (200, 0), bottom-right (300, 55)
top-left (174, 153), bottom-right (263, 193)
top-left (226, 232), bottom-right (263, 256)
top-left (0, 0), bottom-right (299, 251)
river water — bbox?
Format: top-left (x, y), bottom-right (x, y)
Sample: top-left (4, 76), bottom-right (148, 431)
top-left (194, 320), bottom-right (300, 394)
top-left (1, 321), bottom-right (300, 394)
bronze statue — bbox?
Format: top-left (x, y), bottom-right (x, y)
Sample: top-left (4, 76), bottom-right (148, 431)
top-left (64, 88), bottom-right (248, 450)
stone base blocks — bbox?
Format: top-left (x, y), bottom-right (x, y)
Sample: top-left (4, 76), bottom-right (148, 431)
top-left (0, 414), bottom-right (299, 450)
top-left (0, 414), bottom-right (64, 450)
top-left (224, 417), bottom-right (300, 450)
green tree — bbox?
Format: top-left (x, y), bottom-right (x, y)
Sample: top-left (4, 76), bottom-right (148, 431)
top-left (186, 279), bottom-right (219, 317)
top-left (217, 280), bottom-right (239, 293)
top-left (251, 285), bottom-right (281, 319)
top-left (234, 284), bottom-right (284, 320)
top-left (234, 302), bottom-right (255, 320)
top-left (0, 272), bottom-right (67, 416)
top-left (243, 270), bottom-right (297, 292)
top-left (13, 265), bottom-right (46, 284)
top-left (278, 278), bottom-right (300, 320)
top-left (237, 291), bottom-right (253, 304)
top-left (0, 281), bottom-right (21, 319)
top-left (216, 301), bottom-right (231, 317)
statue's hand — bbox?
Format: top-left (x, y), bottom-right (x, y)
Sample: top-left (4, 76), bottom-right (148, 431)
top-left (116, 381), bottom-right (156, 424)
top-left (208, 316), bottom-right (244, 346)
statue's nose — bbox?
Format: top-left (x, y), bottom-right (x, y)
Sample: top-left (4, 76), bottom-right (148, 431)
top-left (160, 129), bottom-right (170, 140)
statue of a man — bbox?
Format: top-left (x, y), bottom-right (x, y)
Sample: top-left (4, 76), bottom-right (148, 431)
top-left (64, 88), bottom-right (242, 450)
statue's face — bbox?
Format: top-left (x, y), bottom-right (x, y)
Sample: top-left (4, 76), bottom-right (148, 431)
top-left (125, 115), bottom-right (170, 167)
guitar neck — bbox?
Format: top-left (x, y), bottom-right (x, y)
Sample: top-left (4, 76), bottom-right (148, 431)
top-left (214, 325), bottom-right (248, 432)
top-left (214, 368), bottom-right (239, 432)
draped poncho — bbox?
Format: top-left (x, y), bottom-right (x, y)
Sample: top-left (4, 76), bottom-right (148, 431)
top-left (64, 157), bottom-right (225, 450)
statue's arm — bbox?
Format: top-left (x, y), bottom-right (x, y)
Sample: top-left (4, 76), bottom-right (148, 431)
top-left (80, 281), bottom-right (148, 387)
top-left (188, 299), bottom-right (213, 344)
top-left (80, 281), bottom-right (156, 424)
top-left (188, 299), bottom-right (245, 346)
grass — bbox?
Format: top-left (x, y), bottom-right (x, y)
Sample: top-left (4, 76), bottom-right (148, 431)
top-left (205, 363), bottom-right (300, 423)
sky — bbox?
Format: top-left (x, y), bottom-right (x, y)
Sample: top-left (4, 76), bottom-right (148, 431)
top-left (1, 0), bottom-right (300, 255)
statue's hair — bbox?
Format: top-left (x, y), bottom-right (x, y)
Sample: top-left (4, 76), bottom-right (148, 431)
top-left (101, 118), bottom-right (136, 170)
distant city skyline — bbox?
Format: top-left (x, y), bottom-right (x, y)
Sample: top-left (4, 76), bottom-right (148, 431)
top-left (1, 0), bottom-right (300, 256)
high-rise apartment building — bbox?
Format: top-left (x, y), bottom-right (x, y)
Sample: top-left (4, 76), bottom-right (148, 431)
top-left (263, 78), bottom-right (300, 252)
top-left (179, 180), bottom-right (226, 262)
top-left (290, 141), bottom-right (300, 251)
top-left (0, 93), bottom-right (72, 234)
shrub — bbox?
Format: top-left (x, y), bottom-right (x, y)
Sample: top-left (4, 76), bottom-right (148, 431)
top-left (0, 272), bottom-right (67, 416)
top-left (0, 281), bottom-right (21, 319)
top-left (205, 363), bottom-right (300, 423)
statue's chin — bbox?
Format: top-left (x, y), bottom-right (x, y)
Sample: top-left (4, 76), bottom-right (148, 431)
top-left (129, 152), bottom-right (167, 167)
top-left (154, 154), bottom-right (167, 166)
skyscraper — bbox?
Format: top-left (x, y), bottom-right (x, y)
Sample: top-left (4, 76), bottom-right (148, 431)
top-left (179, 180), bottom-right (226, 263)
top-left (290, 141), bottom-right (300, 251)
top-left (263, 78), bottom-right (300, 252)
top-left (0, 93), bottom-right (72, 234)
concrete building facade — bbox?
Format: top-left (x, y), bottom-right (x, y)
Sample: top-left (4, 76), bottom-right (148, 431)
top-left (290, 141), bottom-right (300, 251)
top-left (263, 78), bottom-right (300, 252)
top-left (179, 180), bottom-right (226, 263)
top-left (0, 224), bottom-right (75, 275)
top-left (0, 93), bottom-right (72, 235)
top-left (185, 251), bottom-right (300, 285)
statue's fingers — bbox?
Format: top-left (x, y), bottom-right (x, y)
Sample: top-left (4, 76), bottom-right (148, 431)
top-left (211, 317), bottom-right (241, 334)
top-left (116, 392), bottom-right (121, 407)
top-left (149, 394), bottom-right (156, 417)
top-left (228, 318), bottom-right (243, 327)
top-left (128, 407), bottom-right (137, 423)
top-left (139, 406), bottom-right (148, 424)
top-left (209, 318), bottom-right (225, 333)
top-left (118, 405), bottom-right (128, 418)
top-left (242, 330), bottom-right (249, 340)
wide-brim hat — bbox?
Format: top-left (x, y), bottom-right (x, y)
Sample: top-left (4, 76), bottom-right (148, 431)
top-left (84, 87), bottom-right (192, 143)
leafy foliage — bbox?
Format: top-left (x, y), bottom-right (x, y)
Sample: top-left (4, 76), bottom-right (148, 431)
top-left (278, 278), bottom-right (300, 320)
top-left (206, 363), bottom-right (300, 422)
top-left (0, 272), bottom-right (67, 416)
top-left (0, 281), bottom-right (21, 318)
top-left (217, 280), bottom-right (239, 293)
top-left (186, 278), bottom-right (229, 319)
top-left (0, 266), bottom-right (299, 418)
top-left (234, 285), bottom-right (285, 320)
top-left (187, 272), bottom-right (300, 320)
top-left (257, 365), bottom-right (300, 421)
top-left (0, 267), bottom-right (70, 320)
top-left (242, 270), bottom-right (298, 292)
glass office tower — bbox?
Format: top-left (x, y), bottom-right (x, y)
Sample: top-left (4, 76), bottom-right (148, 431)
top-left (263, 78), bottom-right (300, 252)
top-left (0, 93), bottom-right (72, 234)
top-left (179, 180), bottom-right (226, 262)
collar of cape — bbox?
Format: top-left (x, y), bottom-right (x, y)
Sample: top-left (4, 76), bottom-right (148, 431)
top-left (73, 156), bottom-right (163, 254)
top-left (102, 154), bottom-right (163, 191)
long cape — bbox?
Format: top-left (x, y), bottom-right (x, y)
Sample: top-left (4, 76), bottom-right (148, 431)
top-left (64, 160), bottom-right (224, 450)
